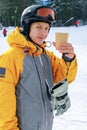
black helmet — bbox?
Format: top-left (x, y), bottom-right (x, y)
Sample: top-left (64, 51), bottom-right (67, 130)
top-left (21, 4), bottom-right (55, 36)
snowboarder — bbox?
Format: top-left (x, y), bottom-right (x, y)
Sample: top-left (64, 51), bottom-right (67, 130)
top-left (75, 20), bottom-right (80, 27)
top-left (0, 4), bottom-right (78, 130)
top-left (2, 28), bottom-right (7, 36)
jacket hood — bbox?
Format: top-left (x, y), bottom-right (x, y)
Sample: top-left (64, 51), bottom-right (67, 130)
top-left (7, 27), bottom-right (46, 55)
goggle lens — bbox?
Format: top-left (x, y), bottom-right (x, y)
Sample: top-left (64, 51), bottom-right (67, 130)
top-left (36, 7), bottom-right (55, 21)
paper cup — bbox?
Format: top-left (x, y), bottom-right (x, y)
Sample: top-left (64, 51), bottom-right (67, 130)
top-left (55, 32), bottom-right (69, 47)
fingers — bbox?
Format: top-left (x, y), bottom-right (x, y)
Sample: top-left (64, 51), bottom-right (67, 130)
top-left (52, 42), bottom-right (75, 59)
top-left (58, 43), bottom-right (74, 53)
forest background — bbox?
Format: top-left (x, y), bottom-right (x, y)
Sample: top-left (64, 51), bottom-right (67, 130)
top-left (0, 0), bottom-right (87, 27)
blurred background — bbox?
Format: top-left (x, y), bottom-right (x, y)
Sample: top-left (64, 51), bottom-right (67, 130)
top-left (0, 0), bottom-right (87, 28)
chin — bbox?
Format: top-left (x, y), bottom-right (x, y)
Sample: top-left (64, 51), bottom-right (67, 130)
top-left (36, 41), bottom-right (44, 45)
top-left (37, 43), bottom-right (43, 45)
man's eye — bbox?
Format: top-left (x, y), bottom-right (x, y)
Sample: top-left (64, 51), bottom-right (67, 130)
top-left (36, 26), bottom-right (41, 29)
top-left (45, 27), bottom-right (49, 31)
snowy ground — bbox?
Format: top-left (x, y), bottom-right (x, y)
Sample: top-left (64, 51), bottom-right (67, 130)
top-left (0, 25), bottom-right (87, 130)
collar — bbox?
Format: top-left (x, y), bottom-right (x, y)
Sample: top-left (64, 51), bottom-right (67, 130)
top-left (7, 27), bottom-right (47, 56)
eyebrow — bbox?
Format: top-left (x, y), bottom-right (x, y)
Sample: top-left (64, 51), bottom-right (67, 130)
top-left (35, 23), bottom-right (50, 27)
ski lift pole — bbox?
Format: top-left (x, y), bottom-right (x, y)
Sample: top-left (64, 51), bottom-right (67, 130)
top-left (63, 17), bottom-right (74, 25)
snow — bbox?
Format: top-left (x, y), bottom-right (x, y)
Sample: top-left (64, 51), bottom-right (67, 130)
top-left (0, 25), bottom-right (87, 130)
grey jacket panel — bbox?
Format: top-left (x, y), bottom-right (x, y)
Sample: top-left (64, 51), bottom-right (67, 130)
top-left (16, 54), bottom-right (54, 130)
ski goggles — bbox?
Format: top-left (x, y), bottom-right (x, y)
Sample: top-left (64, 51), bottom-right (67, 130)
top-left (36, 7), bottom-right (55, 21)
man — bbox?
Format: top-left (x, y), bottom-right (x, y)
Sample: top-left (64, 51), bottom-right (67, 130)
top-left (0, 4), bottom-right (78, 130)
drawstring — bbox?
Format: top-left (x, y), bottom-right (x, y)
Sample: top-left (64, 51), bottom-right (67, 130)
top-left (24, 46), bottom-right (29, 53)
top-left (23, 42), bottom-right (46, 54)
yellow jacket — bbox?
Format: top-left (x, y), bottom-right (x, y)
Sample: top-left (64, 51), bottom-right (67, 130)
top-left (0, 27), bottom-right (78, 130)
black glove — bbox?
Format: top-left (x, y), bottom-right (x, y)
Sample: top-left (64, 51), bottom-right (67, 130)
top-left (51, 79), bottom-right (71, 116)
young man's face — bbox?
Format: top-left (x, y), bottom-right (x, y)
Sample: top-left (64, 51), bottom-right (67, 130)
top-left (29, 22), bottom-right (50, 45)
